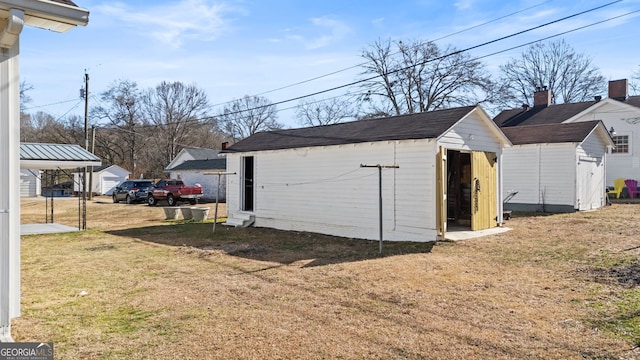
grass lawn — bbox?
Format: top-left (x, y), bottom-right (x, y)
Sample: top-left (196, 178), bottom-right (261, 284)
top-left (14, 197), bottom-right (640, 359)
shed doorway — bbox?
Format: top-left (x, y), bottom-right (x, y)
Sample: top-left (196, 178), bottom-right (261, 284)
top-left (242, 156), bottom-right (254, 212)
top-left (447, 150), bottom-right (472, 228)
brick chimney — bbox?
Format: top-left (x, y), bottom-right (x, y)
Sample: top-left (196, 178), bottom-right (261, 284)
top-left (533, 86), bottom-right (551, 107)
top-left (608, 79), bottom-right (628, 101)
top-left (221, 141), bottom-right (229, 150)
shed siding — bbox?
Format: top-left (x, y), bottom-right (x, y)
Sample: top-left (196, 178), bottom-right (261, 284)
top-left (170, 170), bottom-right (226, 201)
top-left (503, 144), bottom-right (577, 211)
top-left (439, 111), bottom-right (502, 153)
top-left (227, 140), bottom-right (438, 242)
top-left (576, 132), bottom-right (607, 210)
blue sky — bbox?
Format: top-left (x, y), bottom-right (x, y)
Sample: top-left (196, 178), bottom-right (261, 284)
top-left (19, 0), bottom-right (640, 127)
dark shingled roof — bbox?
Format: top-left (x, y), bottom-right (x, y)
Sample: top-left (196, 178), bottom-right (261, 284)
top-left (170, 159), bottom-right (227, 171)
top-left (494, 96), bottom-right (640, 128)
top-left (494, 102), bottom-right (595, 127)
top-left (226, 106), bottom-right (477, 152)
top-left (500, 121), bottom-right (602, 145)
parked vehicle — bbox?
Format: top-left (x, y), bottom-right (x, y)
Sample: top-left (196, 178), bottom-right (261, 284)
top-left (112, 180), bottom-right (155, 204)
top-left (147, 179), bottom-right (203, 206)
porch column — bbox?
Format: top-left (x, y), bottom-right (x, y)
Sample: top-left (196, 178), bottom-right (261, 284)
top-left (0, 8), bottom-right (23, 342)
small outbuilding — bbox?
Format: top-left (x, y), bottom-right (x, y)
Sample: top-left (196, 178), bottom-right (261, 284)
top-left (500, 121), bottom-right (614, 212)
top-left (73, 164), bottom-right (131, 195)
top-left (19, 169), bottom-right (41, 197)
top-left (223, 105), bottom-right (511, 242)
top-left (168, 158), bottom-right (227, 201)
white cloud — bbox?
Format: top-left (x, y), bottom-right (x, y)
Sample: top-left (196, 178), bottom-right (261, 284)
top-left (96, 0), bottom-right (239, 48)
top-left (454, 0), bottom-right (474, 11)
top-left (305, 17), bottom-right (351, 49)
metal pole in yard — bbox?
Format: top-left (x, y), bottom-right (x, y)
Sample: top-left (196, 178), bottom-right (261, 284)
top-left (204, 171), bottom-right (236, 233)
top-left (360, 164), bottom-right (399, 255)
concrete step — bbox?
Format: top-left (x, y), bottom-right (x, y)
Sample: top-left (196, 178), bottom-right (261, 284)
top-left (223, 213), bottom-right (255, 228)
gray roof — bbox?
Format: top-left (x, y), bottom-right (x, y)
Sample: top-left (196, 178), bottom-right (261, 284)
top-left (181, 147), bottom-right (221, 160)
top-left (226, 106), bottom-right (477, 152)
top-left (500, 121), bottom-right (603, 145)
top-left (170, 159), bottom-right (226, 171)
top-left (20, 142), bottom-right (101, 169)
top-left (20, 142), bottom-right (100, 162)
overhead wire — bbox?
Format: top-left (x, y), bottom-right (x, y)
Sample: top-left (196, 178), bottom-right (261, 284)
top-left (210, 0), bottom-right (555, 106)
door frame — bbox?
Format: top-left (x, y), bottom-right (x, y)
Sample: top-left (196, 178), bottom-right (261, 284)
top-left (241, 156), bottom-right (254, 212)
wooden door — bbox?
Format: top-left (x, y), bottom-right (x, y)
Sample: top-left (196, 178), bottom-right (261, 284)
top-left (471, 151), bottom-right (497, 231)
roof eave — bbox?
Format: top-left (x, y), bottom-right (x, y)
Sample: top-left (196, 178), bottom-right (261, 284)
top-left (0, 0), bottom-right (89, 32)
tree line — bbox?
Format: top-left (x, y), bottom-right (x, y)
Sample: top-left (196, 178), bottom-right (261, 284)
top-left (20, 38), bottom-right (639, 178)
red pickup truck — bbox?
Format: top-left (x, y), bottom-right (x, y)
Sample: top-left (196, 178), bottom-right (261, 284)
top-left (147, 179), bottom-right (203, 206)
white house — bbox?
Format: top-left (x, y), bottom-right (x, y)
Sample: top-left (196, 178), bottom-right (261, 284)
top-left (73, 164), bottom-right (130, 195)
top-left (499, 121), bottom-right (613, 212)
top-left (168, 158), bottom-right (227, 201)
top-left (223, 105), bottom-right (511, 242)
top-left (1, 0), bottom-right (89, 342)
top-left (495, 80), bottom-right (640, 188)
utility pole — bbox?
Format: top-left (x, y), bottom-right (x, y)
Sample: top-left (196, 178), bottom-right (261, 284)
top-left (81, 71), bottom-right (89, 229)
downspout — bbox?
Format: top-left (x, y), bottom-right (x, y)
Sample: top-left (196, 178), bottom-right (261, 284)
top-left (0, 7), bottom-right (24, 343)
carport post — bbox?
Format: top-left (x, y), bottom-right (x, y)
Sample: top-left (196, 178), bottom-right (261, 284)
top-left (360, 164), bottom-right (399, 255)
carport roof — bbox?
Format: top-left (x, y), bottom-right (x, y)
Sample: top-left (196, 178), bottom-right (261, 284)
top-left (20, 142), bottom-right (102, 169)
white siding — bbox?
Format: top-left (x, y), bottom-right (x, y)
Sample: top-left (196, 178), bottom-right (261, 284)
top-left (227, 140), bottom-right (439, 242)
top-left (503, 144), bottom-right (577, 210)
top-left (439, 111), bottom-right (503, 153)
top-left (19, 169), bottom-right (40, 197)
top-left (170, 170), bottom-right (226, 201)
top-left (569, 101), bottom-right (640, 185)
top-left (576, 131), bottom-right (607, 210)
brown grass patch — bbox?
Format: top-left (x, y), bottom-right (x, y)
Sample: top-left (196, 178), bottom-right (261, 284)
top-left (14, 197), bottom-right (640, 359)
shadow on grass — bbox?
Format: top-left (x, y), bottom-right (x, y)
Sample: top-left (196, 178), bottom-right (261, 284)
top-left (106, 222), bottom-right (434, 267)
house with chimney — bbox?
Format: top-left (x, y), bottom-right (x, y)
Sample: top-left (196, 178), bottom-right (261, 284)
top-left (494, 79), bottom-right (640, 211)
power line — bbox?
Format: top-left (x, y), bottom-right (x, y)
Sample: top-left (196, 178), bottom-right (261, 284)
top-left (89, 5), bottom-right (640, 133)
top-left (215, 0), bottom-right (627, 118)
top-left (211, 0), bottom-right (555, 106)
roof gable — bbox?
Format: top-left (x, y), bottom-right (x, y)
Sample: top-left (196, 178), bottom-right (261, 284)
top-left (227, 106), bottom-right (480, 152)
top-left (500, 121), bottom-right (609, 145)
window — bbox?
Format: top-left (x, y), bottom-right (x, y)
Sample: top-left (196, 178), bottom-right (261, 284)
top-left (611, 135), bottom-right (629, 154)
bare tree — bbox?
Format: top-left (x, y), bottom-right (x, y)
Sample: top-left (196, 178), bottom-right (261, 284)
top-left (141, 81), bottom-right (213, 175)
top-left (93, 80), bottom-right (145, 175)
top-left (358, 38), bottom-right (493, 116)
top-left (499, 39), bottom-right (605, 106)
top-left (631, 66), bottom-right (640, 94)
top-left (295, 96), bottom-right (358, 126)
top-left (218, 95), bottom-right (282, 141)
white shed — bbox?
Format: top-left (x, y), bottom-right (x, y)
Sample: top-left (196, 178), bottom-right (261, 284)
top-left (19, 169), bottom-right (41, 197)
top-left (169, 158), bottom-right (227, 201)
top-left (73, 165), bottom-right (130, 195)
top-left (223, 105), bottom-right (511, 242)
top-left (500, 121), bottom-right (614, 212)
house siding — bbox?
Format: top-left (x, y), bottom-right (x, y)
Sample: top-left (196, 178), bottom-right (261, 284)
top-left (568, 101), bottom-right (640, 185)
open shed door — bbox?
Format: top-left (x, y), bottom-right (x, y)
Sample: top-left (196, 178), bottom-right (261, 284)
top-left (471, 151), bottom-right (497, 231)
top-left (436, 146), bottom-right (447, 239)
